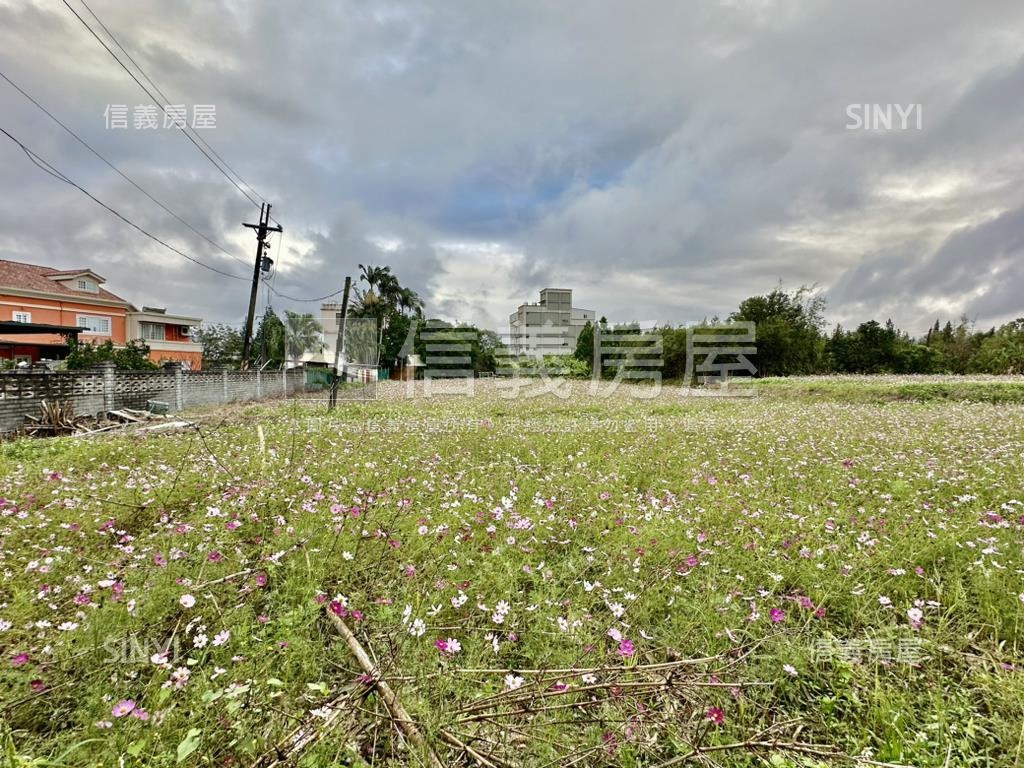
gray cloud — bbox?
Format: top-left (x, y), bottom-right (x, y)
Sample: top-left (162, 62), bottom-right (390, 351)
top-left (1, 0), bottom-right (1022, 334)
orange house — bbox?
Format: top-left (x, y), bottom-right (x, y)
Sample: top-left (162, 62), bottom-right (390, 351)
top-left (0, 258), bottom-right (203, 369)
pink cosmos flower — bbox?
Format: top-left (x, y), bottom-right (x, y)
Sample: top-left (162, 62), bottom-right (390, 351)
top-left (11, 653), bottom-right (29, 667)
top-left (769, 608), bottom-right (785, 623)
top-left (705, 706), bottom-right (725, 725)
top-left (618, 639), bottom-right (636, 658)
top-left (111, 699), bottom-right (136, 718)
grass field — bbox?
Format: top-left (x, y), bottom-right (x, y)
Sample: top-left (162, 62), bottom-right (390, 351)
top-left (2, 377), bottom-right (1023, 767)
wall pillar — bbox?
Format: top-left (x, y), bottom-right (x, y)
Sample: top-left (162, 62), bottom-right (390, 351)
top-left (97, 361), bottom-right (116, 414)
top-left (163, 361), bottom-right (183, 411)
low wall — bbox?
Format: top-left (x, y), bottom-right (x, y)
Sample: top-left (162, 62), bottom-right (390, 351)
top-left (0, 362), bottom-right (307, 433)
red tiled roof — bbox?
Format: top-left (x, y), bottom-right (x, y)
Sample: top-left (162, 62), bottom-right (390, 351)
top-left (0, 258), bottom-right (129, 304)
top-left (45, 268), bottom-right (106, 279)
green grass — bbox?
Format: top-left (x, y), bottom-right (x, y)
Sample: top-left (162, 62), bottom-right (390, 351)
top-left (742, 374), bottom-right (1024, 403)
top-left (1, 378), bottom-right (1023, 766)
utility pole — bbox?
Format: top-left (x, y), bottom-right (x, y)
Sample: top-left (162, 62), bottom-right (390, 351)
top-left (241, 203), bottom-right (282, 370)
top-left (332, 276), bottom-right (352, 378)
top-left (329, 276), bottom-right (352, 411)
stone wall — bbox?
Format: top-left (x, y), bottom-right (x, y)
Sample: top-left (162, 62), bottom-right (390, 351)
top-left (0, 362), bottom-right (307, 433)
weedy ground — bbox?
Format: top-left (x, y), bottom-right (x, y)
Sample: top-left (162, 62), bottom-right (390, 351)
top-left (1, 377), bottom-right (1023, 767)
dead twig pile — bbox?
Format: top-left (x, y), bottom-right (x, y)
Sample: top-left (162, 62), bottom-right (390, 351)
top-left (19, 401), bottom-right (192, 438)
top-left (22, 399), bottom-right (89, 436)
top-left (291, 615), bottom-right (918, 768)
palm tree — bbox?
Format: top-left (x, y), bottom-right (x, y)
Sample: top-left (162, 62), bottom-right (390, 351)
top-left (284, 311), bottom-right (323, 361)
top-left (351, 265), bottom-right (426, 367)
top-left (398, 287), bottom-right (424, 318)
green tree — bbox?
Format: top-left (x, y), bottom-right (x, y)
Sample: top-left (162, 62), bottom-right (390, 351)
top-left (253, 307), bottom-right (286, 368)
top-left (283, 311), bottom-right (323, 361)
top-left (192, 324), bottom-right (243, 369)
top-left (573, 320), bottom-right (594, 372)
top-left (410, 320), bottom-right (499, 375)
top-left (730, 287), bottom-right (825, 376)
top-left (351, 264), bottom-right (425, 367)
top-left (63, 338), bottom-right (158, 370)
top-left (971, 319), bottom-right (1024, 374)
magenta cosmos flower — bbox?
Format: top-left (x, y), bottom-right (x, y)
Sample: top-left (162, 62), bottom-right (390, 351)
top-left (111, 699), bottom-right (136, 718)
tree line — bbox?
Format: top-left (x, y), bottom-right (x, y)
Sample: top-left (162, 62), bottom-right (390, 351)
top-left (572, 288), bottom-right (1024, 377)
top-left (187, 277), bottom-right (1024, 377)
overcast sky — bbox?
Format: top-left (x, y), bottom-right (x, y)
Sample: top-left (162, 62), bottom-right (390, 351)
top-left (1, 0), bottom-right (1022, 335)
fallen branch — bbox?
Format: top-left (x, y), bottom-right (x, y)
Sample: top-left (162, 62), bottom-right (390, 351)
top-left (654, 738), bottom-right (917, 768)
top-left (324, 609), bottom-right (446, 768)
top-left (450, 656), bottom-right (723, 677)
top-left (252, 688), bottom-right (362, 768)
top-left (438, 729), bottom-right (512, 768)
top-left (194, 538), bottom-right (309, 590)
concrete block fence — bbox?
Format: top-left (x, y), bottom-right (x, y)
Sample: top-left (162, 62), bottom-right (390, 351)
top-left (0, 362), bottom-right (307, 434)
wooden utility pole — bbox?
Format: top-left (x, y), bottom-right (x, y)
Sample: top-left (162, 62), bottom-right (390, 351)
top-left (241, 203), bottom-right (282, 369)
top-left (332, 276), bottom-right (352, 379)
top-left (328, 277), bottom-right (351, 411)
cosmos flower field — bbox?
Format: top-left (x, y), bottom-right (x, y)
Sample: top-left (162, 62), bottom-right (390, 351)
top-left (1, 377), bottom-right (1023, 767)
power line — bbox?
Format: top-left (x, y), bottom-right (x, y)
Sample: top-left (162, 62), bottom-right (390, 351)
top-left (257, 232), bottom-right (350, 303)
top-left (266, 284), bottom-right (349, 303)
top-left (76, 0), bottom-right (273, 218)
top-left (0, 68), bottom-right (249, 269)
top-left (60, 0), bottom-right (267, 212)
top-left (0, 124), bottom-right (248, 281)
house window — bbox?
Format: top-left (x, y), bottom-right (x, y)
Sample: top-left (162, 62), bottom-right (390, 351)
top-left (77, 315), bottom-right (111, 335)
top-left (13, 311), bottom-right (31, 323)
top-left (76, 279), bottom-right (98, 293)
top-left (140, 322), bottom-right (165, 341)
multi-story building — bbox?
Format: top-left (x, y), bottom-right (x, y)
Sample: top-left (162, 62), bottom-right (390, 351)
top-left (0, 258), bottom-right (203, 368)
top-left (126, 307), bottom-right (203, 369)
top-left (508, 288), bottom-right (595, 356)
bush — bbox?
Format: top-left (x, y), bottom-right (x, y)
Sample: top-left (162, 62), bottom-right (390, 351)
top-left (63, 338), bottom-right (159, 370)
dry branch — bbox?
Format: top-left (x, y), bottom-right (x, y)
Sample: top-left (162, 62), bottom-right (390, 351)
top-left (324, 609), bottom-right (446, 768)
top-left (252, 689), bottom-right (362, 768)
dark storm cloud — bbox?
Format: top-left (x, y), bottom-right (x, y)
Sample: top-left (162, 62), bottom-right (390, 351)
top-left (1, 0), bottom-right (1022, 333)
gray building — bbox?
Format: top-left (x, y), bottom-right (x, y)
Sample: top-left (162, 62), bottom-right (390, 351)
top-left (508, 288), bottom-right (595, 356)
